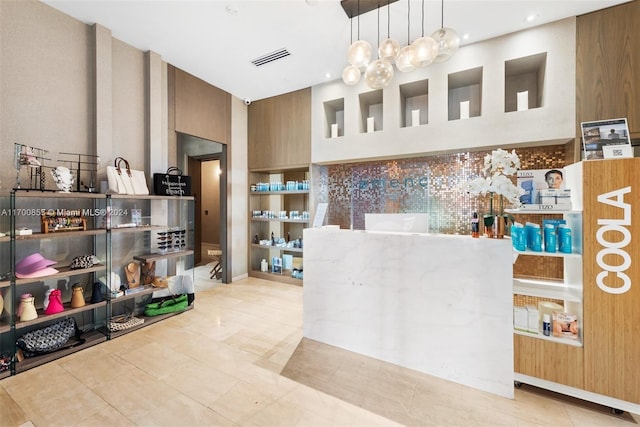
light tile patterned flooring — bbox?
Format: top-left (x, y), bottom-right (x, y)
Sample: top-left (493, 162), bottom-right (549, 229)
top-left (1, 269), bottom-right (638, 426)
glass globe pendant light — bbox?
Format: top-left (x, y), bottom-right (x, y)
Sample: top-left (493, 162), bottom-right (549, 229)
top-left (395, 0), bottom-right (414, 73)
top-left (395, 45), bottom-right (415, 72)
top-left (431, 27), bottom-right (460, 63)
top-left (342, 64), bottom-right (361, 85)
top-left (365, 59), bottom-right (394, 89)
top-left (343, 16), bottom-right (362, 85)
top-left (348, 40), bottom-right (372, 70)
top-left (410, 36), bottom-right (438, 68)
top-left (377, 0), bottom-right (399, 63)
top-left (431, 0), bottom-right (460, 63)
top-left (365, 3), bottom-right (394, 89)
top-left (346, 0), bottom-right (371, 70)
top-left (410, 0), bottom-right (438, 68)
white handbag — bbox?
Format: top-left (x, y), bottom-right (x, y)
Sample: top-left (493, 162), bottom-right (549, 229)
top-left (106, 157), bottom-right (148, 195)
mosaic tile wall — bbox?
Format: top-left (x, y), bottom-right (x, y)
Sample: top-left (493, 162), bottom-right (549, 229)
top-left (312, 144), bottom-right (573, 235)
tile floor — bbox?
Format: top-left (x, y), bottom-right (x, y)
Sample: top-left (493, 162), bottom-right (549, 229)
top-left (1, 269), bottom-right (638, 426)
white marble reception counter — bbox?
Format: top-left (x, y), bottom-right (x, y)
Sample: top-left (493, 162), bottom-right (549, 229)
top-left (303, 228), bottom-right (514, 399)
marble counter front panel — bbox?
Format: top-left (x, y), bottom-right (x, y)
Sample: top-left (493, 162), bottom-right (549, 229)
top-left (303, 228), bottom-right (514, 399)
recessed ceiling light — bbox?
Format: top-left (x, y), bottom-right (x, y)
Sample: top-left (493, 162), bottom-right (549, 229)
top-left (462, 33), bottom-right (470, 40)
top-left (325, 72), bottom-right (332, 79)
top-left (525, 14), bottom-right (538, 22)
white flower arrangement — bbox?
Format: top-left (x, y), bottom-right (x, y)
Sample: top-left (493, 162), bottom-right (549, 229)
top-left (467, 149), bottom-right (525, 212)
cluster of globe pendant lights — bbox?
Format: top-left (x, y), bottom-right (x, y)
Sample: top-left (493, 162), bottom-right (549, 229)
top-left (342, 0), bottom-right (460, 89)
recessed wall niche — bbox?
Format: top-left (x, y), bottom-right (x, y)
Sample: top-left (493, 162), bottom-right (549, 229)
top-left (323, 98), bottom-right (344, 138)
top-left (359, 89), bottom-right (383, 133)
top-left (504, 52), bottom-right (547, 112)
top-left (448, 67), bottom-right (483, 121)
top-left (400, 79), bottom-right (428, 128)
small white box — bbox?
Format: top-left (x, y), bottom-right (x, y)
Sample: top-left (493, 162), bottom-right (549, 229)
top-left (17, 228), bottom-right (33, 236)
top-left (517, 91), bottom-right (529, 111)
top-left (526, 305), bottom-right (539, 334)
top-left (367, 117), bottom-right (375, 133)
top-left (514, 306), bottom-right (528, 332)
top-left (411, 109), bottom-right (420, 127)
top-left (331, 123), bottom-right (338, 138)
top-left (460, 101), bottom-right (470, 119)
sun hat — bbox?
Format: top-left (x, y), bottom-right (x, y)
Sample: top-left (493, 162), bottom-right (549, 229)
top-left (15, 253), bottom-right (57, 277)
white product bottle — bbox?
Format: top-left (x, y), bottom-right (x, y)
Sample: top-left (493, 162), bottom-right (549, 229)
top-left (260, 259), bottom-right (268, 272)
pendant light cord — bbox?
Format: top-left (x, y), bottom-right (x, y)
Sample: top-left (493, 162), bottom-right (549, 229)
top-left (441, 0), bottom-right (444, 28)
top-left (406, 0), bottom-right (410, 44)
top-left (421, 0), bottom-right (425, 37)
top-left (387, 0), bottom-right (391, 38)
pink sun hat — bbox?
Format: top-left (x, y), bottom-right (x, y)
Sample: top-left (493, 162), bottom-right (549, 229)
top-left (15, 253), bottom-right (58, 278)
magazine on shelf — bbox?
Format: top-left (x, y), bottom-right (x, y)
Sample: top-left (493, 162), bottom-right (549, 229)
top-left (580, 118), bottom-right (633, 160)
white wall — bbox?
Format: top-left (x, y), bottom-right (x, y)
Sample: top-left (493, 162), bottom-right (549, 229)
top-left (312, 18), bottom-right (577, 164)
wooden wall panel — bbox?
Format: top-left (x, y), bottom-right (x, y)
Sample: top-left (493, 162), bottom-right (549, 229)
top-left (172, 66), bottom-right (231, 144)
top-left (582, 158), bottom-right (640, 403)
top-left (576, 0), bottom-right (640, 140)
top-left (248, 88), bottom-right (311, 171)
top-left (514, 335), bottom-right (584, 388)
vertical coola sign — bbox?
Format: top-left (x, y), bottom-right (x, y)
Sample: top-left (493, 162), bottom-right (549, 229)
top-left (596, 186), bottom-right (632, 294)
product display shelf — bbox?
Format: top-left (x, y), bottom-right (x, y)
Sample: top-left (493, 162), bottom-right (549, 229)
top-left (110, 225), bottom-right (165, 235)
top-left (13, 264), bottom-right (107, 286)
top-left (14, 330), bottom-right (107, 375)
top-left (15, 229), bottom-right (107, 240)
top-left (107, 195), bottom-right (195, 340)
top-left (132, 249), bottom-right (194, 263)
top-left (7, 301), bottom-right (108, 334)
top-left (510, 205), bottom-right (583, 351)
top-left (107, 305), bottom-right (194, 339)
top-left (251, 218), bottom-right (310, 224)
top-left (513, 278), bottom-right (581, 302)
top-left (250, 270), bottom-right (303, 286)
top-left (513, 329), bottom-right (582, 347)
top-left (0, 191), bottom-right (110, 377)
top-left (249, 168), bottom-right (310, 286)
top-left (250, 190), bottom-right (309, 195)
top-left (250, 243), bottom-right (303, 254)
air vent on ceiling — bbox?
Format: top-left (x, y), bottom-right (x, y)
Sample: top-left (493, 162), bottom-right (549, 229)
top-left (251, 48), bottom-right (291, 67)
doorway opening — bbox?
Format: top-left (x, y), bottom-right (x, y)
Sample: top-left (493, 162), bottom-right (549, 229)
top-left (177, 132), bottom-right (229, 284)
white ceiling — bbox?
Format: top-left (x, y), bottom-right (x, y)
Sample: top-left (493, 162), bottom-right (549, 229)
top-left (42, 0), bottom-right (630, 102)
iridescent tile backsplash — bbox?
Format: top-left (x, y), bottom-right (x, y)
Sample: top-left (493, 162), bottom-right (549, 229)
top-left (312, 144), bottom-right (572, 234)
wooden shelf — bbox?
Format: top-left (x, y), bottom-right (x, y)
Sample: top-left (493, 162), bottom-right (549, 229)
top-left (250, 243), bottom-right (303, 253)
top-left (133, 249), bottom-right (194, 263)
top-left (9, 300), bottom-right (108, 333)
top-left (250, 190), bottom-right (309, 195)
top-left (14, 330), bottom-right (107, 374)
top-left (250, 218), bottom-right (309, 224)
top-left (514, 329), bottom-right (582, 347)
top-left (107, 305), bottom-right (194, 339)
top-left (11, 190), bottom-right (106, 199)
top-left (14, 264), bottom-right (107, 286)
top-left (109, 194), bottom-right (195, 201)
top-left (110, 225), bottom-right (165, 234)
top-left (109, 285), bottom-right (157, 303)
top-left (14, 229), bottom-right (106, 240)
top-left (249, 270), bottom-right (302, 286)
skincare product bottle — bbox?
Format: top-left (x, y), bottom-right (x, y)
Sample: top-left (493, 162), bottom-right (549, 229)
top-left (544, 223), bottom-right (557, 253)
top-left (260, 259), bottom-right (268, 272)
top-left (558, 224), bottom-right (572, 254)
top-left (531, 224), bottom-right (542, 252)
top-left (543, 314), bottom-right (551, 336)
top-left (471, 212), bottom-right (479, 238)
